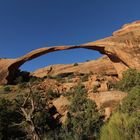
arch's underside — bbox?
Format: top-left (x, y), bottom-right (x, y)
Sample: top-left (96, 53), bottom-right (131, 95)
top-left (0, 20), bottom-right (140, 84)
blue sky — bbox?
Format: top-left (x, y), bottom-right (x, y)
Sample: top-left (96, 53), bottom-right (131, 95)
top-left (0, 0), bottom-right (140, 71)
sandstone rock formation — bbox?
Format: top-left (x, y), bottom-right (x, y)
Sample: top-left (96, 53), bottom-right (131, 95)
top-left (0, 20), bottom-right (140, 85)
top-left (88, 91), bottom-right (127, 120)
top-left (32, 56), bottom-right (117, 78)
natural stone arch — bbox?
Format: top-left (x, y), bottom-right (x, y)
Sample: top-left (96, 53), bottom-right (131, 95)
top-left (0, 43), bottom-right (126, 85)
top-left (1, 20), bottom-right (140, 85)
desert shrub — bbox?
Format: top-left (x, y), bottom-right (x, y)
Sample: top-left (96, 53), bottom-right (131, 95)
top-left (29, 76), bottom-right (43, 83)
top-left (119, 86), bottom-right (140, 115)
top-left (116, 69), bottom-right (140, 92)
top-left (73, 82), bottom-right (86, 96)
top-left (56, 77), bottom-right (66, 83)
top-left (43, 75), bottom-right (52, 79)
top-left (43, 84), bottom-right (103, 140)
top-left (29, 76), bottom-right (38, 82)
top-left (67, 74), bottom-right (75, 79)
top-left (54, 84), bottom-right (103, 140)
top-left (81, 73), bottom-right (89, 82)
top-left (0, 85), bottom-right (62, 140)
top-left (48, 75), bottom-right (65, 83)
top-left (100, 111), bottom-right (140, 140)
top-left (66, 74), bottom-right (75, 83)
top-left (86, 59), bottom-right (90, 62)
top-left (107, 81), bottom-right (115, 90)
top-left (14, 70), bottom-right (30, 84)
top-left (54, 75), bottom-right (62, 79)
top-left (93, 85), bottom-right (98, 93)
top-left (73, 63), bottom-right (78, 66)
top-left (100, 112), bottom-right (140, 140)
top-left (14, 88), bottom-right (61, 139)
top-left (46, 89), bottom-right (60, 100)
top-left (100, 86), bottom-right (140, 140)
top-left (3, 86), bottom-right (11, 92)
top-left (62, 86), bottom-right (103, 140)
top-left (18, 82), bottom-right (27, 89)
top-left (63, 83), bottom-right (86, 99)
top-left (100, 72), bottom-right (106, 77)
top-left (14, 76), bottom-right (24, 84)
top-left (0, 98), bottom-right (25, 139)
top-left (63, 91), bottom-right (73, 98)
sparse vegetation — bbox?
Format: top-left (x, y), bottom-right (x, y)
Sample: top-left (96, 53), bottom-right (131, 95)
top-left (0, 98), bottom-right (25, 139)
top-left (44, 83), bottom-right (104, 140)
top-left (86, 59), bottom-right (90, 62)
top-left (100, 86), bottom-right (140, 140)
top-left (0, 68), bottom-right (140, 140)
top-left (116, 69), bottom-right (140, 92)
top-left (63, 85), bottom-right (103, 140)
top-left (3, 86), bottom-right (11, 92)
top-left (93, 85), bottom-right (98, 93)
top-left (0, 85), bottom-right (61, 140)
top-left (107, 81), bottom-right (115, 90)
top-left (73, 63), bottom-right (78, 66)
top-left (46, 89), bottom-right (60, 100)
top-left (81, 73), bottom-right (90, 82)
top-left (14, 70), bottom-right (30, 84)
top-left (100, 69), bottom-right (140, 140)
top-left (29, 76), bottom-right (41, 83)
top-left (18, 82), bottom-right (27, 89)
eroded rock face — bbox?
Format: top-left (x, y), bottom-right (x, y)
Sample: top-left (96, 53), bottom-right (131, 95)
top-left (32, 56), bottom-right (117, 78)
top-left (0, 21), bottom-right (140, 85)
top-left (88, 91), bottom-right (127, 120)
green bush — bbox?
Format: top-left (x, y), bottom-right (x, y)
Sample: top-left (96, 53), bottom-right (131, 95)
top-left (119, 86), bottom-right (140, 115)
top-left (46, 89), bottom-right (60, 100)
top-left (14, 76), bottom-right (24, 84)
top-left (14, 70), bottom-right (30, 84)
top-left (3, 86), bottom-right (11, 92)
top-left (81, 74), bottom-right (89, 82)
top-left (116, 69), bottom-right (140, 92)
top-left (14, 88), bottom-right (61, 139)
top-left (0, 86), bottom-right (62, 140)
top-left (66, 98), bottom-right (103, 139)
top-left (18, 82), bottom-right (27, 89)
top-left (73, 63), bottom-right (78, 66)
top-left (100, 86), bottom-right (140, 140)
top-left (73, 83), bottom-right (86, 96)
top-left (100, 111), bottom-right (140, 140)
top-left (61, 84), bottom-right (103, 140)
top-left (43, 84), bottom-right (103, 140)
top-left (29, 76), bottom-right (43, 83)
top-left (93, 85), bottom-right (98, 93)
top-left (0, 98), bottom-right (25, 139)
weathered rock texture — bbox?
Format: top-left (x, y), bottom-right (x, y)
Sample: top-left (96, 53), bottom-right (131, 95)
top-left (0, 20), bottom-right (140, 84)
top-left (32, 56), bottom-right (117, 78)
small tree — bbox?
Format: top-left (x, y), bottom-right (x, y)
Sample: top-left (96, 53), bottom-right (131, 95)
top-left (63, 84), bottom-right (103, 139)
top-left (73, 63), bottom-right (78, 66)
top-left (0, 98), bottom-right (25, 139)
top-left (100, 86), bottom-right (140, 140)
top-left (15, 84), bottom-right (51, 140)
top-left (116, 69), bottom-right (140, 92)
